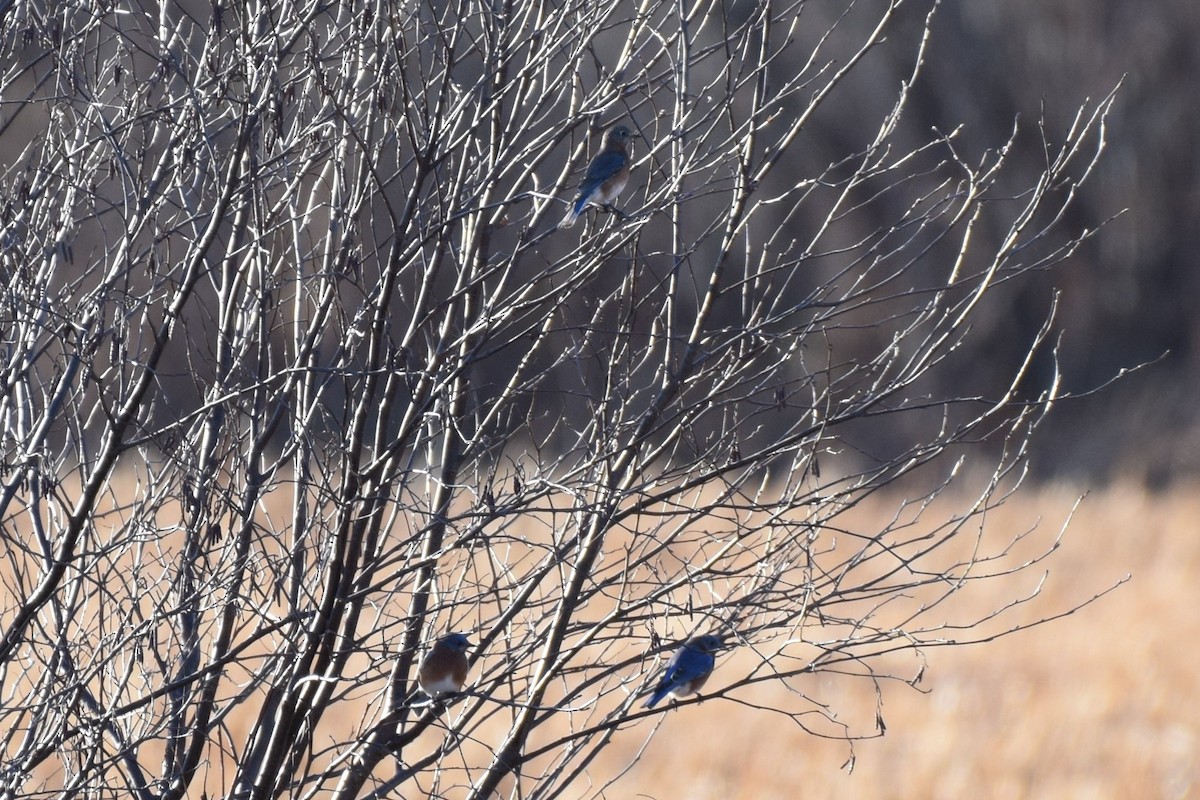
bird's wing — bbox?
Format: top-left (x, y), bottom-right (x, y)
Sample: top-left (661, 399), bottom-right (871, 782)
top-left (660, 647), bottom-right (704, 686)
top-left (580, 150), bottom-right (627, 191)
top-left (646, 647), bottom-right (710, 707)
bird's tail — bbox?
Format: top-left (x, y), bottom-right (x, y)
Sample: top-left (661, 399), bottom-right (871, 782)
top-left (642, 685), bottom-right (669, 708)
top-left (559, 197), bottom-right (584, 229)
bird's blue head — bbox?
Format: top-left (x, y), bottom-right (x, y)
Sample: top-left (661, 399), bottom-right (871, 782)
top-left (440, 633), bottom-right (473, 652)
top-left (688, 634), bottom-right (725, 654)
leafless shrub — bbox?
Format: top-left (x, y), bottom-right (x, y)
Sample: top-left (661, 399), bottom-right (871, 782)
top-left (0, 1), bottom-right (1119, 798)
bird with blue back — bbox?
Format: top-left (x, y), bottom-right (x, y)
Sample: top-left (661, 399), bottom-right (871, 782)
top-left (559, 124), bottom-right (633, 228)
top-left (643, 634), bottom-right (726, 708)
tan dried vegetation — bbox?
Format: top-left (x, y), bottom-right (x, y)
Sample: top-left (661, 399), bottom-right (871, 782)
top-left (7, 479), bottom-right (1196, 799)
top-left (608, 481), bottom-right (1200, 800)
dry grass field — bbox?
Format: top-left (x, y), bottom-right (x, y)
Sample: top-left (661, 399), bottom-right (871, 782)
top-left (599, 481), bottom-right (1199, 799)
top-left (6, 477), bottom-right (1196, 799)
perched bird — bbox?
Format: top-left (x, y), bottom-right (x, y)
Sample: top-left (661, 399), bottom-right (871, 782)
top-left (418, 632), bottom-right (473, 698)
top-left (559, 124), bottom-right (633, 228)
top-left (643, 634), bottom-right (725, 708)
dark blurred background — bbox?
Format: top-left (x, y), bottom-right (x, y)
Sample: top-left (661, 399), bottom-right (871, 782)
top-left (3, 0), bottom-right (1192, 485)
top-left (880, 1), bottom-right (1197, 485)
top-left (542, 0), bottom-right (1191, 487)
top-left (553, 0), bottom-right (1194, 486)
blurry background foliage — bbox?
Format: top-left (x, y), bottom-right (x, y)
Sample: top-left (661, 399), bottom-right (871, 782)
top-left (3, 1), bottom-right (1193, 484)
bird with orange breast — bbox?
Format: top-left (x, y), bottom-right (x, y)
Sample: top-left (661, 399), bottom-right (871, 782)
top-left (643, 634), bottom-right (726, 708)
top-left (559, 124), bottom-right (633, 228)
top-left (418, 632), bottom-right (473, 699)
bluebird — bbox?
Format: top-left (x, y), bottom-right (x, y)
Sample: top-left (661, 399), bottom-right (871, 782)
top-left (418, 632), bottom-right (472, 698)
top-left (559, 124), bottom-right (633, 228)
top-left (643, 634), bottom-right (725, 708)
